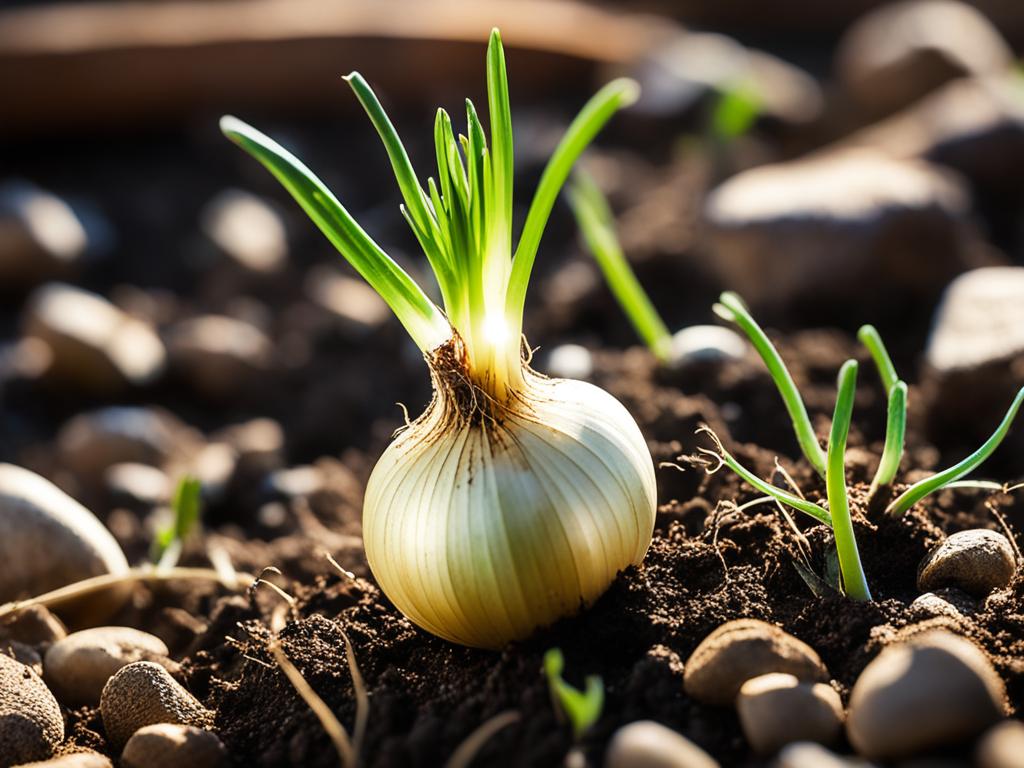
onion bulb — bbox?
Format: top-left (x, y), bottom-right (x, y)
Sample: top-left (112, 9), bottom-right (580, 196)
top-left (222, 29), bottom-right (655, 648)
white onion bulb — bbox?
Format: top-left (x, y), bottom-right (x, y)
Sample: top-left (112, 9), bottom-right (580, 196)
top-left (364, 340), bottom-right (657, 649)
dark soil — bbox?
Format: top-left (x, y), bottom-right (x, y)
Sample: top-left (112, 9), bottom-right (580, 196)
top-left (51, 332), bottom-right (1024, 768)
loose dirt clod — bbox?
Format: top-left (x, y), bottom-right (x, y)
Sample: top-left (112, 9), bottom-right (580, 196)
top-left (604, 720), bottom-right (720, 768)
top-left (0, 653), bottom-right (64, 765)
top-left (45, 626), bottom-right (174, 706)
top-left (846, 630), bottom-right (1006, 759)
top-left (736, 673), bottom-right (844, 755)
top-left (12, 752), bottom-right (113, 767)
top-left (100, 661), bottom-right (212, 751)
top-left (975, 719), bottom-right (1024, 768)
top-left (683, 619), bottom-right (829, 706)
top-left (917, 529), bottom-right (1017, 597)
top-left (0, 464), bottom-right (130, 626)
top-left (121, 723), bottom-right (227, 768)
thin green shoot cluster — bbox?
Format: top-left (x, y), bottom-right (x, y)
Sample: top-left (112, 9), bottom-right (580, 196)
top-left (222, 29), bottom-right (637, 401)
top-left (567, 177), bottom-right (1024, 599)
top-left (709, 81), bottom-right (761, 143)
top-left (151, 475), bottom-right (202, 569)
top-left (544, 648), bottom-right (604, 741)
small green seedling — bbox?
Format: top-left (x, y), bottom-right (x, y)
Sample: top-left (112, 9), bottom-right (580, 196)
top-left (568, 180), bottom-right (1024, 599)
top-left (544, 648), bottom-right (604, 741)
top-left (709, 81), bottom-right (761, 143)
top-left (150, 475), bottom-right (202, 569)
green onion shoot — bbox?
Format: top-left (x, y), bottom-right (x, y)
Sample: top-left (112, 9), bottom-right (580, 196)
top-left (151, 475), bottom-right (202, 570)
top-left (544, 648), bottom-right (604, 741)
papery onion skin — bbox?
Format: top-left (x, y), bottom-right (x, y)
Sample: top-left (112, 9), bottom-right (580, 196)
top-left (363, 340), bottom-right (657, 649)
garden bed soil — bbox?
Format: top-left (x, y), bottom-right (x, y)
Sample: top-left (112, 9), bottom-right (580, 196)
top-left (54, 332), bottom-right (1024, 767)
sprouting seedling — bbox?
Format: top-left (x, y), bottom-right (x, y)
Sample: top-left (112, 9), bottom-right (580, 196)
top-left (222, 29), bottom-right (657, 650)
top-left (150, 475), bottom-right (202, 570)
top-left (566, 171), bottom-right (672, 364)
top-left (544, 648), bottom-right (604, 741)
top-left (709, 80), bottom-right (761, 143)
top-left (857, 325), bottom-right (908, 499)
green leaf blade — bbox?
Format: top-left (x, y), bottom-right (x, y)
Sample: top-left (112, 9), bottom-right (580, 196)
top-left (220, 116), bottom-right (450, 352)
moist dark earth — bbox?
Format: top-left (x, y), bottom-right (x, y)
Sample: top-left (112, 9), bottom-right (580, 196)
top-left (4, 28), bottom-right (1024, 768)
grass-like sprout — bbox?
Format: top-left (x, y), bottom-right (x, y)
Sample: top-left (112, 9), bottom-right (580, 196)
top-left (887, 386), bottom-right (1024, 516)
top-left (709, 81), bottom-right (761, 143)
top-left (857, 325), bottom-right (907, 496)
top-left (826, 361), bottom-right (871, 600)
top-left (151, 475), bottom-right (202, 569)
top-left (566, 172), bottom-right (672, 363)
top-left (544, 648), bottom-right (604, 741)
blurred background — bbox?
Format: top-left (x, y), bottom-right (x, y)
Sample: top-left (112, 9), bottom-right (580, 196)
top-left (2, 0), bottom-right (1024, 557)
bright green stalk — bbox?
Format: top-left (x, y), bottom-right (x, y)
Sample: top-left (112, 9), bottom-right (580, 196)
top-left (827, 361), bottom-right (871, 601)
top-left (698, 430), bottom-right (832, 526)
top-left (869, 381), bottom-right (907, 494)
top-left (887, 386), bottom-right (1024, 515)
top-left (857, 325), bottom-right (898, 393)
top-left (544, 648), bottom-right (604, 740)
top-left (505, 78), bottom-right (640, 343)
top-left (714, 292), bottom-right (827, 477)
top-left (566, 172), bottom-right (672, 363)
top-left (220, 116), bottom-right (450, 353)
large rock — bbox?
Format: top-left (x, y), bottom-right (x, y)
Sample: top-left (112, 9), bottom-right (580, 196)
top-left (0, 181), bottom-right (88, 291)
top-left (846, 630), bottom-right (1005, 759)
top-left (683, 619), bottom-right (828, 706)
top-left (702, 149), bottom-right (970, 312)
top-left (921, 267), bottom-right (1024, 451)
top-left (840, 75), bottom-right (1024, 195)
top-left (23, 283), bottom-right (166, 394)
top-left (0, 464), bottom-right (129, 624)
top-left (619, 30), bottom-right (822, 129)
top-left (836, 1), bottom-right (1012, 117)
top-left (0, 654), bottom-right (64, 766)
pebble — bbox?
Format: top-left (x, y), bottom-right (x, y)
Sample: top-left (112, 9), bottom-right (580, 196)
top-left (605, 720), bottom-right (720, 768)
top-left (683, 619), bottom-right (828, 706)
top-left (545, 344), bottom-right (594, 380)
top-left (774, 742), bottom-right (868, 768)
top-left (737, 673), bottom-right (844, 755)
top-left (57, 406), bottom-right (193, 487)
top-left (846, 630), bottom-right (1005, 759)
top-left (166, 314), bottom-right (273, 398)
top-left (917, 529), bottom-right (1016, 597)
top-left (101, 661), bottom-right (212, 750)
top-left (23, 282), bottom-right (165, 394)
top-left (975, 720), bottom-right (1024, 768)
top-left (0, 464), bottom-right (129, 622)
top-left (104, 463), bottom-right (172, 510)
top-left (702, 149), bottom-right (968, 310)
top-left (909, 588), bottom-right (979, 619)
top-left (305, 266), bottom-right (389, 338)
top-left (0, 606), bottom-right (67, 647)
top-left (668, 325), bottom-right (746, 371)
top-left (12, 753), bottom-right (113, 767)
top-left (0, 180), bottom-right (88, 289)
top-left (0, 653), bottom-right (64, 765)
top-left (44, 627), bottom-right (173, 707)
top-left (835, 0), bottom-right (1012, 116)
top-left (201, 189), bottom-right (286, 273)
top-left (121, 723), bottom-right (227, 768)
